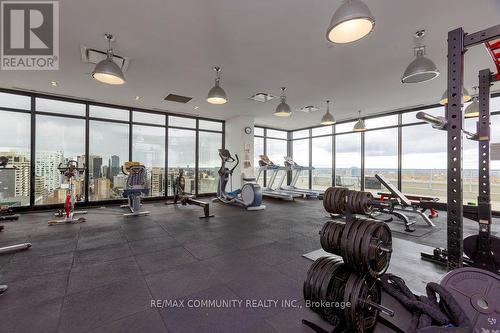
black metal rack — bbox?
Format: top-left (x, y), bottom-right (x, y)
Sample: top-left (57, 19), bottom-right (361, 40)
top-left (420, 25), bottom-right (500, 272)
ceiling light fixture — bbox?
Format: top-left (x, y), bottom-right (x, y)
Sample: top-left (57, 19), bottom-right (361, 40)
top-left (401, 30), bottom-right (439, 84)
top-left (464, 86), bottom-right (480, 118)
top-left (274, 87), bottom-right (292, 117)
top-left (206, 66), bottom-right (228, 105)
top-left (326, 0), bottom-right (375, 44)
top-left (92, 33), bottom-right (126, 85)
top-left (320, 100), bottom-right (336, 125)
top-left (50, 81), bottom-right (58, 87)
top-left (353, 110), bottom-right (366, 131)
top-left (439, 87), bottom-right (471, 105)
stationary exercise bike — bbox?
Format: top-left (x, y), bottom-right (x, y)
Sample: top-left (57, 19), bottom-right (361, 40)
top-left (166, 169), bottom-right (214, 218)
top-left (48, 160), bottom-right (87, 226)
top-left (0, 156), bottom-right (20, 221)
top-left (213, 149), bottom-right (265, 210)
top-left (121, 161), bottom-right (150, 217)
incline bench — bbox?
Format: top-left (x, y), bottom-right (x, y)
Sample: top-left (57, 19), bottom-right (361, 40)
top-left (375, 174), bottom-right (437, 232)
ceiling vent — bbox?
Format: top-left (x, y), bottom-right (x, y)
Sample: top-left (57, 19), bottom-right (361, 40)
top-left (80, 45), bottom-right (130, 71)
top-left (164, 94), bottom-right (193, 104)
top-left (298, 105), bottom-right (320, 113)
top-left (249, 92), bottom-right (277, 103)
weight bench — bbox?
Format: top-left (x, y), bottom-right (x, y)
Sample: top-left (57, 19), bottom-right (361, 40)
top-left (374, 174), bottom-right (437, 232)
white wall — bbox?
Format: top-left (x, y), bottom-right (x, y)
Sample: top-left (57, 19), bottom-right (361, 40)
top-left (224, 115), bottom-right (254, 189)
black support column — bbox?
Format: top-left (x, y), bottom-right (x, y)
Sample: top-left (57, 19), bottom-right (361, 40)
top-left (446, 28), bottom-right (465, 270)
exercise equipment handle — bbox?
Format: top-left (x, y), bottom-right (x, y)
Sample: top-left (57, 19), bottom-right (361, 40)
top-left (416, 112), bottom-right (447, 129)
top-left (230, 154), bottom-right (240, 173)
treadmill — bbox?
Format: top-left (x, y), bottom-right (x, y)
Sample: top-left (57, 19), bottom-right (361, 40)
top-left (278, 156), bottom-right (324, 199)
top-left (256, 155), bottom-right (300, 201)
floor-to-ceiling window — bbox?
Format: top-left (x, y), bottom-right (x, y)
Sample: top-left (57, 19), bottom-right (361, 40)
top-left (312, 130), bottom-right (333, 190)
top-left (35, 114), bottom-right (86, 205)
top-left (335, 122), bottom-right (361, 190)
top-left (89, 117), bottom-right (129, 201)
top-left (401, 123), bottom-right (447, 201)
top-left (265, 129), bottom-right (288, 188)
top-left (491, 113), bottom-right (500, 211)
top-left (198, 120), bottom-right (223, 194)
top-left (364, 115), bottom-right (398, 194)
top-left (132, 111), bottom-right (166, 197)
top-left (254, 127), bottom-right (264, 186)
top-left (168, 120), bottom-right (196, 196)
top-left (291, 130), bottom-right (310, 189)
top-left (0, 90), bottom-right (225, 209)
top-left (0, 94), bottom-right (31, 206)
top-left (252, 97), bottom-right (500, 212)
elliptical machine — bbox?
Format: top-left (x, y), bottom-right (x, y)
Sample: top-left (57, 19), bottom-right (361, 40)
top-left (48, 160), bottom-right (87, 226)
top-left (213, 149), bottom-right (265, 210)
top-left (120, 161), bottom-right (150, 217)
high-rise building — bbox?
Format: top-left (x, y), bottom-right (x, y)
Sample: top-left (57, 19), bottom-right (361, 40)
top-left (109, 155), bottom-right (120, 179)
top-left (102, 165), bottom-right (109, 179)
top-left (77, 155), bottom-right (86, 171)
top-left (0, 168), bottom-right (15, 200)
top-left (35, 151), bottom-right (64, 195)
top-left (0, 153), bottom-right (31, 199)
top-left (97, 177), bottom-right (110, 199)
top-left (150, 167), bottom-right (164, 196)
top-left (113, 174), bottom-right (126, 189)
top-left (89, 156), bottom-right (102, 179)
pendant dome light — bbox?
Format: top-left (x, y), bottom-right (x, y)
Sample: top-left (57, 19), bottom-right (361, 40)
top-left (206, 66), bottom-right (228, 105)
top-left (320, 100), bottom-right (336, 125)
top-left (401, 30), bottom-right (439, 84)
top-left (274, 87), bottom-right (292, 117)
top-left (464, 87), bottom-right (480, 118)
top-left (92, 34), bottom-right (126, 85)
top-left (439, 87), bottom-right (471, 105)
top-left (326, 0), bottom-right (375, 44)
top-left (353, 110), bottom-right (366, 131)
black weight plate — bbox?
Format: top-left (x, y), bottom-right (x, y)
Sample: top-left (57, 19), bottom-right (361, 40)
top-left (343, 273), bottom-right (360, 329)
top-left (352, 219), bottom-right (373, 273)
top-left (310, 257), bottom-right (335, 304)
top-left (440, 267), bottom-right (500, 332)
top-left (346, 274), bottom-right (379, 333)
top-left (360, 221), bottom-right (385, 278)
top-left (316, 258), bottom-right (342, 311)
top-left (304, 256), bottom-right (329, 301)
top-left (307, 256), bottom-right (331, 302)
top-left (364, 192), bottom-right (374, 214)
top-left (323, 188), bottom-right (333, 213)
top-left (350, 218), bottom-right (369, 271)
top-left (355, 191), bottom-right (364, 214)
top-left (332, 222), bottom-right (345, 255)
top-left (320, 222), bottom-right (331, 251)
top-left (353, 277), bottom-right (380, 333)
top-left (370, 222), bottom-right (392, 276)
top-left (343, 219), bottom-right (362, 267)
top-left (330, 187), bottom-right (339, 213)
top-left (319, 259), bottom-right (344, 303)
top-left (347, 218), bottom-right (364, 271)
top-left (464, 234), bottom-right (500, 268)
top-left (341, 220), bottom-right (356, 266)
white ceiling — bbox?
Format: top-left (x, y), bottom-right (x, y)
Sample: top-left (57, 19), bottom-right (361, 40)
top-left (1, 0), bottom-right (499, 130)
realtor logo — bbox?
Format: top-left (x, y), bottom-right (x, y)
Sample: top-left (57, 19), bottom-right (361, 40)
top-left (1, 1), bottom-right (59, 70)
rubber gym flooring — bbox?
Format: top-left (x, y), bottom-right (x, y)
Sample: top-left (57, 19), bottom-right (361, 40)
top-left (0, 199), bottom-right (498, 333)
